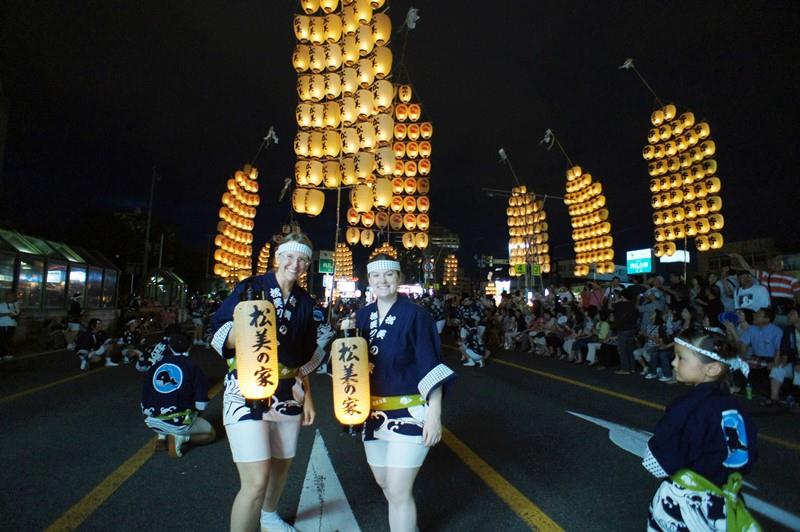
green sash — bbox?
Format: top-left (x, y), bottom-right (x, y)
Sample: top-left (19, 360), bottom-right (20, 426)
top-left (370, 394), bottom-right (426, 410)
top-left (155, 409), bottom-right (196, 426)
top-left (670, 469), bottom-right (761, 532)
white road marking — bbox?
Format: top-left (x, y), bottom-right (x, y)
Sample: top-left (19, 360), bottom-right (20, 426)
top-left (567, 410), bottom-right (800, 530)
top-left (295, 430), bottom-right (361, 532)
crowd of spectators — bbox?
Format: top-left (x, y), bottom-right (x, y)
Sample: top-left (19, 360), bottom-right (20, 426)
top-left (436, 254), bottom-right (799, 412)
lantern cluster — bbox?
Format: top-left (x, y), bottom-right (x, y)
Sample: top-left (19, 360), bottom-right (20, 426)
top-left (334, 242), bottom-right (354, 278)
top-left (643, 104), bottom-right (724, 256)
top-left (485, 282), bottom-right (496, 297)
top-left (346, 83), bottom-right (432, 249)
top-left (256, 243), bottom-right (271, 275)
top-left (506, 185), bottom-right (550, 277)
top-left (369, 241), bottom-right (398, 260)
top-left (443, 254), bottom-right (458, 286)
top-left (214, 165), bottom-right (260, 282)
top-left (293, 0), bottom-right (395, 219)
top-left (563, 165), bottom-right (615, 276)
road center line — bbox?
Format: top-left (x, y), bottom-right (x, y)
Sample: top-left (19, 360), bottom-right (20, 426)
top-left (443, 427), bottom-right (564, 531)
top-left (0, 367), bottom-right (110, 405)
top-left (44, 379), bottom-right (224, 531)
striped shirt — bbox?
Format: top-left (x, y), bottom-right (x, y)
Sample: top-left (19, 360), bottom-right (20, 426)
top-left (755, 270), bottom-right (800, 301)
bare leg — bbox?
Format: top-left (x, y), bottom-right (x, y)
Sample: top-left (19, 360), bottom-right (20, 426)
top-left (231, 460), bottom-right (269, 532)
top-left (371, 465), bottom-right (420, 532)
top-left (262, 457), bottom-right (293, 512)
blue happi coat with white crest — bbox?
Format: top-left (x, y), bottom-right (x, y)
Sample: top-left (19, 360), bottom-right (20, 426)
top-left (210, 272), bottom-right (320, 425)
top-left (355, 295), bottom-right (455, 443)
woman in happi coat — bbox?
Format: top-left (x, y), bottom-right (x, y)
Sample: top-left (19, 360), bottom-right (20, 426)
top-left (211, 232), bottom-right (322, 532)
top-left (354, 254), bottom-right (456, 532)
top-left (643, 326), bottom-right (759, 531)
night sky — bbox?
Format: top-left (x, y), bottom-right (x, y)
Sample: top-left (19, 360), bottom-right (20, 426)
top-left (2, 1), bottom-right (798, 273)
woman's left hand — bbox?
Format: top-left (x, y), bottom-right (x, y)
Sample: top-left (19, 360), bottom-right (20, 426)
top-left (422, 409), bottom-right (442, 447)
top-left (302, 393), bottom-right (316, 426)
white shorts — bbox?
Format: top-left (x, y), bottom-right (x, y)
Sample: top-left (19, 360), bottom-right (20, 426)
top-left (225, 418), bottom-right (301, 462)
top-left (364, 439), bottom-right (429, 469)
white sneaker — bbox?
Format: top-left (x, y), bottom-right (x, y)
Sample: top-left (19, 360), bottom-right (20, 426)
top-left (123, 356), bottom-right (130, 364)
top-left (168, 433), bottom-right (190, 458)
top-left (260, 515), bottom-right (298, 532)
top-left (104, 359), bottom-right (119, 367)
top-left (79, 359), bottom-right (88, 371)
top-left (659, 375), bottom-right (675, 383)
top-left (477, 359), bottom-right (485, 368)
top-left (462, 360), bottom-right (476, 366)
top-left (644, 373), bottom-right (658, 380)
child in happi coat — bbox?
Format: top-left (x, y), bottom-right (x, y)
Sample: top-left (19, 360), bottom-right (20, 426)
top-left (643, 326), bottom-right (760, 531)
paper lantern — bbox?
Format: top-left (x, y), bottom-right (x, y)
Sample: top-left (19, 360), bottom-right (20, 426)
top-left (708, 232), bottom-right (724, 250)
top-left (366, 45), bottom-right (391, 78)
top-left (330, 335), bottom-right (370, 425)
top-left (406, 141), bottom-right (419, 159)
top-left (346, 226), bottom-right (360, 245)
top-left (417, 158), bottom-right (431, 176)
top-left (355, 24), bottom-right (375, 56)
top-left (390, 177), bottom-right (405, 194)
top-left (356, 57), bottom-right (375, 87)
top-left (342, 5), bottom-right (358, 34)
top-left (351, 184), bottom-right (374, 212)
top-left (416, 177), bottom-right (430, 194)
top-left (373, 113), bottom-right (393, 144)
top-left (393, 141), bottom-right (406, 158)
top-left (696, 235), bottom-right (710, 251)
top-left (323, 42), bottom-right (343, 71)
top-left (346, 207), bottom-right (360, 225)
top-left (323, 102), bottom-right (341, 128)
top-left (361, 210), bottom-right (375, 228)
top-left (372, 80), bottom-right (393, 111)
top-left (403, 196), bottom-right (417, 213)
top-left (375, 211), bottom-right (389, 228)
top-left (234, 300), bottom-right (279, 400)
top-left (301, 0), bottom-right (320, 15)
top-left (402, 213), bottom-right (416, 231)
top-left (308, 15), bottom-right (326, 44)
top-left (680, 112), bottom-right (696, 128)
top-left (356, 121), bottom-right (376, 150)
top-left (355, 89), bottom-right (375, 118)
top-left (340, 127), bottom-right (359, 155)
top-left (708, 213), bottom-right (724, 230)
top-left (308, 74), bottom-right (325, 101)
top-left (418, 141), bottom-right (432, 158)
top-left (360, 229), bottom-right (374, 247)
top-left (374, 178), bottom-right (392, 207)
top-left (651, 109), bottom-right (665, 126)
top-left (415, 232), bottom-right (429, 249)
top-left (389, 213), bottom-right (403, 230)
top-left (324, 72), bottom-right (342, 99)
top-left (390, 195), bottom-right (403, 213)
top-left (308, 44), bottom-right (325, 73)
top-left (397, 84), bottom-right (413, 103)
top-left (374, 147), bottom-right (395, 176)
top-left (305, 188), bottom-right (325, 216)
top-left (416, 214), bottom-right (430, 231)
top-left (403, 177), bottom-right (417, 194)
top-left (706, 195), bottom-right (722, 212)
top-left (294, 15), bottom-right (311, 41)
top-left (354, 151), bottom-right (375, 179)
top-left (395, 103), bottom-right (408, 121)
top-left (407, 104), bottom-right (421, 122)
top-left (342, 34), bottom-right (359, 65)
top-left (420, 122), bottom-right (433, 139)
top-left (404, 160), bottom-right (418, 177)
top-left (371, 12), bottom-right (391, 45)
top-left (354, 0), bottom-right (372, 23)
top-left (323, 14), bottom-right (343, 42)
top-left (402, 232), bottom-right (415, 249)
top-left (293, 45), bottom-right (310, 72)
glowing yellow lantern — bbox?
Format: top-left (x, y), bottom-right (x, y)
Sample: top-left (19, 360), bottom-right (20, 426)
top-left (308, 74), bottom-right (325, 101)
top-left (346, 227), bottom-right (360, 245)
top-left (330, 334), bottom-right (370, 425)
top-left (351, 184), bottom-right (374, 212)
top-left (356, 57), bottom-right (375, 87)
top-left (354, 0), bottom-right (373, 24)
top-left (323, 42), bottom-right (343, 71)
top-left (416, 177), bottom-right (430, 194)
top-left (341, 127), bottom-right (359, 154)
top-left (404, 160), bottom-right (417, 177)
top-left (417, 196), bottom-right (430, 213)
top-left (355, 25), bottom-right (375, 56)
top-left (393, 141), bottom-right (406, 158)
top-left (308, 44), bottom-right (325, 73)
top-left (372, 79), bottom-right (393, 111)
top-left (402, 232), bottom-right (415, 249)
top-left (323, 14), bottom-right (343, 42)
top-left (355, 89), bottom-right (375, 118)
top-left (293, 44), bottom-right (311, 72)
top-left (347, 208), bottom-right (360, 225)
top-left (403, 196), bottom-right (417, 213)
top-left (294, 15), bottom-right (311, 42)
top-left (403, 213), bottom-right (416, 231)
top-left (374, 147), bottom-right (395, 176)
top-left (406, 141), bottom-right (419, 159)
top-left (375, 211), bottom-right (389, 228)
top-left (354, 151), bottom-right (375, 179)
top-left (420, 122), bottom-right (433, 139)
top-left (340, 157), bottom-right (356, 185)
top-left (389, 213), bottom-right (403, 230)
top-left (415, 232), bottom-right (429, 249)
top-left (395, 103), bottom-right (408, 121)
top-left (361, 210), bottom-right (375, 228)
top-left (407, 123), bottom-right (420, 141)
top-left (324, 72), bottom-right (342, 99)
top-left (301, 0), bottom-right (320, 15)
top-left (393, 123), bottom-right (407, 140)
top-left (418, 158), bottom-right (431, 176)
top-left (696, 235), bottom-right (710, 251)
top-left (356, 122), bottom-right (376, 150)
top-left (708, 213), bottom-right (724, 231)
top-left (407, 103), bottom-right (421, 122)
top-left (360, 229), bottom-right (374, 247)
top-left (233, 299), bottom-right (280, 398)
top-left (374, 178), bottom-right (392, 208)
top-left (416, 213), bottom-right (430, 231)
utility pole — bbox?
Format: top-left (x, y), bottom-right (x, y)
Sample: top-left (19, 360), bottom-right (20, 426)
top-left (140, 167), bottom-right (157, 296)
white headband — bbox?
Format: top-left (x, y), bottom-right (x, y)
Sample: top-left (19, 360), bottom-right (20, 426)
top-left (367, 260), bottom-right (401, 274)
top-left (277, 241), bottom-right (312, 259)
top-left (674, 337), bottom-right (750, 378)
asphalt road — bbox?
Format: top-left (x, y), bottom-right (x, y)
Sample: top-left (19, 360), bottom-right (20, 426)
top-left (2, 338), bottom-right (798, 531)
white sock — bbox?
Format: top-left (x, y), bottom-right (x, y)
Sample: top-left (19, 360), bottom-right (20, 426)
top-left (260, 510), bottom-right (280, 523)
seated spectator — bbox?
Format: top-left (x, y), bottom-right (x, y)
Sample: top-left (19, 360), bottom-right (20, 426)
top-left (117, 319), bottom-right (146, 364)
top-left (732, 253), bottom-right (800, 325)
top-left (586, 309), bottom-right (612, 366)
top-left (733, 307), bottom-right (785, 406)
top-left (141, 333), bottom-right (215, 457)
top-left (734, 270), bottom-right (770, 312)
top-left (75, 318), bottom-right (119, 370)
top-left (780, 309), bottom-right (800, 411)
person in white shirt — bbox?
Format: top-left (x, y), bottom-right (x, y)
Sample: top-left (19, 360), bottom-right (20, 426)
top-left (0, 291), bottom-right (21, 361)
top-left (734, 270), bottom-right (770, 311)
